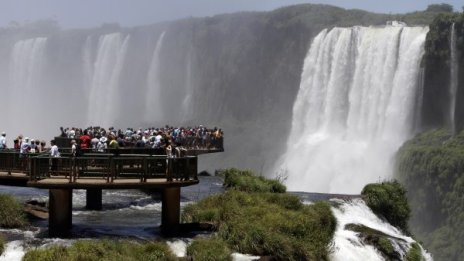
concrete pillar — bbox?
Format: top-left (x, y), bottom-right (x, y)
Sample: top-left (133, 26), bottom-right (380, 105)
top-left (161, 187), bottom-right (180, 235)
top-left (49, 189), bottom-right (73, 237)
top-left (86, 189), bottom-right (103, 210)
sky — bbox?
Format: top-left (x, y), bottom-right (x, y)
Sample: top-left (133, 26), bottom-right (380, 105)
top-left (1, 0), bottom-right (462, 29)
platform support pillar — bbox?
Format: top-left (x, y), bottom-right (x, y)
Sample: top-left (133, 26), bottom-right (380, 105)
top-left (86, 189), bottom-right (102, 210)
top-left (49, 189), bottom-right (73, 237)
top-left (161, 187), bottom-right (180, 235)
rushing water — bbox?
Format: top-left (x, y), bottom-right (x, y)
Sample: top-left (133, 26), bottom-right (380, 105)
top-left (330, 199), bottom-right (432, 261)
top-left (279, 25), bottom-right (429, 193)
top-left (449, 23), bottom-right (459, 135)
top-left (0, 176), bottom-right (225, 260)
top-left (0, 180), bottom-right (431, 260)
top-left (87, 33), bottom-right (131, 127)
top-left (145, 31), bottom-right (166, 124)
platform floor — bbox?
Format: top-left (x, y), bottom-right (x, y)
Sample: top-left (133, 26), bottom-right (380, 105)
top-left (0, 171), bottom-right (198, 189)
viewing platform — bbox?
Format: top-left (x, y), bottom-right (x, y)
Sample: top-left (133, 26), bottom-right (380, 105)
top-left (0, 143), bottom-right (223, 237)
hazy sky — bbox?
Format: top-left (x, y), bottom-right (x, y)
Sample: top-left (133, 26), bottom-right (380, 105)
top-left (2, 0), bottom-right (462, 29)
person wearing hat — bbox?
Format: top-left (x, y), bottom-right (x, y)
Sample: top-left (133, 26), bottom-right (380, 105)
top-left (0, 132), bottom-right (6, 150)
top-left (20, 137), bottom-right (31, 155)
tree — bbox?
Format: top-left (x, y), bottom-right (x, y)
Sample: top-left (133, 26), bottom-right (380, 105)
top-left (426, 3), bottom-right (454, 13)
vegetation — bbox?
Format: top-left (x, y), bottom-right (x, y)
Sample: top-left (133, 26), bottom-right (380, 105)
top-left (396, 129), bottom-right (464, 261)
top-left (0, 194), bottom-right (28, 228)
top-left (405, 243), bottom-right (423, 261)
top-left (186, 237), bottom-right (232, 261)
top-left (361, 181), bottom-right (411, 233)
top-left (219, 168), bottom-right (286, 193)
top-left (182, 189), bottom-right (336, 260)
top-left (0, 235), bottom-right (5, 256)
top-left (425, 3), bottom-right (454, 13)
top-left (22, 239), bottom-right (177, 261)
top-left (345, 224), bottom-right (401, 260)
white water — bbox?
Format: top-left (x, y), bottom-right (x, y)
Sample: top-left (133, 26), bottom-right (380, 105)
top-left (280, 25), bottom-right (429, 193)
top-left (87, 33), bottom-right (131, 127)
top-left (449, 23), bottom-right (459, 135)
top-left (7, 38), bottom-right (47, 136)
top-left (181, 51), bottom-right (194, 122)
top-left (145, 31), bottom-right (166, 123)
top-left (331, 199), bottom-right (433, 261)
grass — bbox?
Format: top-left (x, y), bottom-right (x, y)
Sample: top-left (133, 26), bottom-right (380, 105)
top-left (22, 239), bottom-right (177, 261)
top-left (0, 194), bottom-right (28, 228)
top-left (186, 237), bottom-right (232, 261)
top-left (182, 190), bottom-right (336, 260)
top-left (219, 168), bottom-right (286, 193)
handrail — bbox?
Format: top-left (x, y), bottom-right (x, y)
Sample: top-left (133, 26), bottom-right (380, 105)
top-left (0, 151), bottom-right (198, 183)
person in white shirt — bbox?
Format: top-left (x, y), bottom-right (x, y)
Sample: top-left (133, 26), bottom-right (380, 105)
top-left (0, 132), bottom-right (6, 149)
top-left (50, 140), bottom-right (60, 172)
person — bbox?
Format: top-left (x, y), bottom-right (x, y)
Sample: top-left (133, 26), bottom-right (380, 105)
top-left (34, 140), bottom-right (41, 152)
top-left (13, 139), bottom-right (20, 150)
top-left (79, 130), bottom-right (91, 149)
top-left (0, 132), bottom-right (6, 149)
top-left (29, 139), bottom-right (37, 153)
top-left (97, 136), bottom-right (107, 152)
top-left (39, 140), bottom-right (47, 152)
top-left (20, 137), bottom-right (31, 155)
top-left (108, 135), bottom-right (119, 149)
top-left (50, 140), bottom-right (60, 172)
top-left (71, 140), bottom-right (77, 157)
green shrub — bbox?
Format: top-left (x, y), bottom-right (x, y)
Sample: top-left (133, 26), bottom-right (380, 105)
top-left (22, 239), bottom-right (177, 261)
top-left (406, 243), bottom-right (423, 261)
top-left (187, 237), bottom-right (231, 261)
top-left (0, 194), bottom-right (28, 228)
top-left (361, 181), bottom-right (411, 233)
top-left (0, 235), bottom-right (5, 256)
top-left (220, 168), bottom-right (286, 193)
top-left (182, 190), bottom-right (336, 260)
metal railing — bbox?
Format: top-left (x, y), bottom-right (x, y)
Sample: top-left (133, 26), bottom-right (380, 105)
top-left (0, 151), bottom-right (198, 183)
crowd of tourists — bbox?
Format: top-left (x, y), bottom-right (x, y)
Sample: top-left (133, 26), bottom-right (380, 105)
top-left (59, 125), bottom-right (223, 152)
top-left (0, 125), bottom-right (223, 158)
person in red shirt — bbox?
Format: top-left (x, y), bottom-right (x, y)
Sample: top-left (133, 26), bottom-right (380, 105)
top-left (79, 130), bottom-right (91, 149)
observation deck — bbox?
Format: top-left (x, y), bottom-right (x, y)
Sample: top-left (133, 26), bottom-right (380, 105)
top-left (0, 142), bottom-right (223, 237)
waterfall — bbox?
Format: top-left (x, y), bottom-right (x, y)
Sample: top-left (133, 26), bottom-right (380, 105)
top-left (8, 37), bottom-right (47, 136)
top-left (87, 33), bottom-right (131, 127)
top-left (145, 31), bottom-right (166, 123)
top-left (331, 199), bottom-right (432, 261)
top-left (280, 25), bottom-right (429, 193)
top-left (181, 51), bottom-right (193, 121)
top-left (449, 23), bottom-right (458, 135)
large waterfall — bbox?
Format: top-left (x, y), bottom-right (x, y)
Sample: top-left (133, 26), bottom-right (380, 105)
top-left (280, 25), bottom-right (429, 194)
top-left (87, 33), bottom-right (131, 127)
top-left (145, 31), bottom-right (166, 123)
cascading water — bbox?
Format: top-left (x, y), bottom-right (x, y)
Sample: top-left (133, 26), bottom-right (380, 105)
top-left (181, 51), bottom-right (194, 122)
top-left (87, 33), bottom-right (131, 127)
top-left (145, 31), bottom-right (166, 123)
top-left (8, 38), bottom-right (47, 136)
top-left (330, 199), bottom-right (432, 261)
top-left (280, 25), bottom-right (429, 194)
top-left (449, 23), bottom-right (458, 135)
